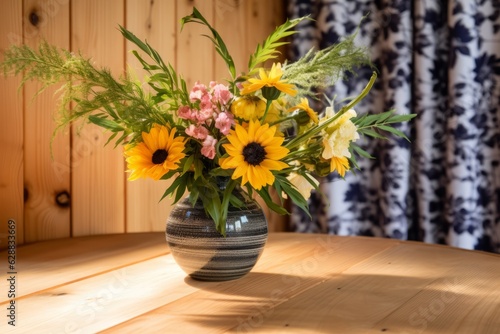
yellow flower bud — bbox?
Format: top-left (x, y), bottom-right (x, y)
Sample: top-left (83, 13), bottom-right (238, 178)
top-left (230, 96), bottom-right (266, 121)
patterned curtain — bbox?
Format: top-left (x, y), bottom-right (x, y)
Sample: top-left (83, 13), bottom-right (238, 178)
top-left (287, 0), bottom-right (500, 253)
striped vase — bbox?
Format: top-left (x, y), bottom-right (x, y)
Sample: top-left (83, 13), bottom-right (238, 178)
top-left (166, 196), bottom-right (268, 281)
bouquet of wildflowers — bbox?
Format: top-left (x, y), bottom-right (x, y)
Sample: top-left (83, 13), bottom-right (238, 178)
top-left (0, 8), bottom-right (414, 235)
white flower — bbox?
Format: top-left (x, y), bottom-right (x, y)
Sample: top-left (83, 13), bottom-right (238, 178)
top-left (321, 108), bottom-right (359, 160)
top-left (287, 172), bottom-right (319, 200)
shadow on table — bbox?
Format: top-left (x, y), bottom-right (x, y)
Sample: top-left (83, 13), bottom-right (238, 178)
top-left (181, 271), bottom-right (473, 333)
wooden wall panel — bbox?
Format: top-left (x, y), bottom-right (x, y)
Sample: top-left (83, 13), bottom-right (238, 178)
top-left (70, 0), bottom-right (125, 236)
top-left (124, 0), bottom-right (177, 232)
top-left (0, 0), bottom-right (287, 243)
top-left (0, 0), bottom-right (24, 246)
top-left (22, 0), bottom-right (71, 243)
top-left (176, 0), bottom-right (215, 88)
top-left (245, 0), bottom-right (286, 67)
top-left (213, 0), bottom-right (247, 80)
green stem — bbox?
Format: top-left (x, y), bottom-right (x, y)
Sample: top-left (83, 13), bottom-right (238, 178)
top-left (261, 99), bottom-right (273, 123)
top-left (285, 72), bottom-right (377, 150)
top-left (268, 114), bottom-right (296, 127)
top-left (283, 144), bottom-right (322, 161)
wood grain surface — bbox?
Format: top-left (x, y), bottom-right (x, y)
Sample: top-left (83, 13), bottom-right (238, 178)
top-left (70, 0), bottom-right (126, 236)
top-left (0, 0), bottom-right (286, 246)
top-left (1, 233), bottom-right (498, 333)
top-left (0, 0), bottom-right (24, 247)
top-left (23, 0), bottom-right (71, 242)
top-left (124, 0), bottom-right (177, 233)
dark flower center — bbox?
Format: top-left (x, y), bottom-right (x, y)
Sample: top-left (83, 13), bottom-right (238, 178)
top-left (152, 149), bottom-right (168, 164)
top-left (242, 142), bottom-right (266, 166)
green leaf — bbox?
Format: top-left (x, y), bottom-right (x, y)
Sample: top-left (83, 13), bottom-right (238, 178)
top-left (354, 112), bottom-right (389, 127)
top-left (189, 187), bottom-right (199, 206)
top-left (160, 173), bottom-right (187, 203)
top-left (256, 187), bottom-right (289, 215)
top-left (348, 147), bottom-right (360, 170)
top-left (102, 102), bottom-right (119, 120)
top-left (181, 7), bottom-right (236, 79)
top-left (272, 178), bottom-right (283, 206)
top-left (275, 175), bottom-right (310, 219)
top-left (160, 170), bottom-right (177, 180)
top-left (209, 167), bottom-right (233, 178)
top-left (351, 143), bottom-right (374, 159)
top-left (220, 179), bottom-right (237, 234)
top-left (377, 124), bottom-right (410, 141)
top-left (104, 131), bottom-right (118, 147)
top-left (300, 171), bottom-right (321, 192)
top-left (193, 158), bottom-right (204, 180)
top-left (174, 178), bottom-right (187, 204)
top-left (359, 128), bottom-right (386, 139)
top-left (228, 193), bottom-right (245, 208)
top-left (199, 190), bottom-right (223, 235)
top-left (182, 155), bottom-right (194, 175)
top-left (352, 114), bottom-right (368, 127)
top-left (387, 113), bottom-right (417, 123)
top-left (374, 111), bottom-right (395, 124)
top-left (88, 115), bottom-right (123, 131)
top-left (119, 26), bottom-right (151, 57)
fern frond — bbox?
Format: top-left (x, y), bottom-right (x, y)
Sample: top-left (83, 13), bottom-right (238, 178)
top-left (0, 41), bottom-right (174, 147)
top-left (282, 28), bottom-right (372, 97)
top-left (247, 16), bottom-right (310, 73)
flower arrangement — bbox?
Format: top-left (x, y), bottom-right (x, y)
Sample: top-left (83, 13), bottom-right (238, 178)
top-left (0, 8), bottom-right (414, 235)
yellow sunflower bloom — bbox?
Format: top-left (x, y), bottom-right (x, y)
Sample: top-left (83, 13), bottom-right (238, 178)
top-left (241, 63), bottom-right (297, 97)
top-left (329, 156), bottom-right (350, 177)
top-left (288, 98), bottom-right (319, 124)
top-left (125, 125), bottom-right (186, 181)
top-left (220, 120), bottom-right (289, 189)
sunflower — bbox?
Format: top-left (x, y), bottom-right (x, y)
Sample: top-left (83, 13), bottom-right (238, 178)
top-left (125, 124), bottom-right (186, 181)
top-left (288, 98), bottom-right (319, 124)
top-left (240, 63), bottom-right (297, 97)
top-left (220, 120), bottom-right (289, 189)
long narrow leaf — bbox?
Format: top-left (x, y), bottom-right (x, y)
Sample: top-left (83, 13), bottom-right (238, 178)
top-left (181, 8), bottom-right (236, 79)
top-left (351, 143), bottom-right (374, 159)
top-left (377, 124), bottom-right (410, 141)
top-left (256, 187), bottom-right (289, 215)
top-left (359, 128), bottom-right (386, 139)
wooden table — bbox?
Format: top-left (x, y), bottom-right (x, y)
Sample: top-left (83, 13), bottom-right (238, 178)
top-left (1, 233), bottom-right (499, 333)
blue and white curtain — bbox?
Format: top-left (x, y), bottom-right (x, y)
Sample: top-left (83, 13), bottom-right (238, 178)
top-left (288, 0), bottom-right (500, 253)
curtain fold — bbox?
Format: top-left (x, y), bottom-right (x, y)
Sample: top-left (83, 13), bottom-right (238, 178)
top-left (287, 0), bottom-right (500, 253)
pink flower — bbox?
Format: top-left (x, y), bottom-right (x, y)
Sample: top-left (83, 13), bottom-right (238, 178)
top-left (196, 107), bottom-right (214, 123)
top-left (212, 83), bottom-right (232, 105)
top-left (185, 124), bottom-right (209, 140)
top-left (215, 112), bottom-right (234, 135)
top-left (199, 94), bottom-right (213, 114)
top-left (177, 105), bottom-right (194, 120)
top-left (189, 82), bottom-right (208, 102)
top-left (201, 135), bottom-right (217, 159)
